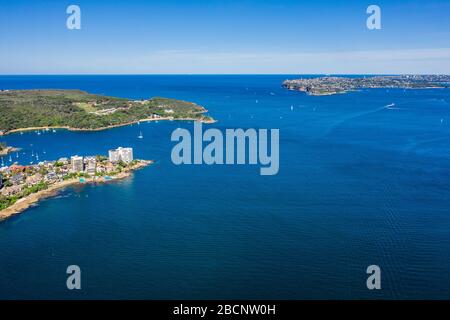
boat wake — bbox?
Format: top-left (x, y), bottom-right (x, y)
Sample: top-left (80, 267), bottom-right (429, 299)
top-left (402, 136), bottom-right (450, 155)
top-left (385, 103), bottom-right (400, 110)
top-left (322, 105), bottom-right (388, 137)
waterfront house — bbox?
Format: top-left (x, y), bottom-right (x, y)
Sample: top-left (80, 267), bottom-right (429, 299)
top-left (10, 164), bottom-right (26, 174)
top-left (26, 173), bottom-right (43, 186)
top-left (1, 185), bottom-right (22, 197)
top-left (105, 162), bottom-right (115, 173)
top-left (10, 173), bottom-right (24, 185)
top-left (96, 166), bottom-right (106, 174)
top-left (0, 167), bottom-right (11, 175)
top-left (45, 172), bottom-right (58, 183)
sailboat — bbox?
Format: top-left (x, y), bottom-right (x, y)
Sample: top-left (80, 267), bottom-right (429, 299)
top-left (138, 131), bottom-right (144, 139)
top-left (16, 152), bottom-right (19, 158)
top-left (290, 105), bottom-right (294, 111)
top-left (9, 155), bottom-right (12, 162)
top-left (36, 153), bottom-right (39, 161)
top-left (1, 157), bottom-right (4, 167)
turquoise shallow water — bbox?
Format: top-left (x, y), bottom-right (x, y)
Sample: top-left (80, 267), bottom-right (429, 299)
top-left (1, 75), bottom-right (450, 299)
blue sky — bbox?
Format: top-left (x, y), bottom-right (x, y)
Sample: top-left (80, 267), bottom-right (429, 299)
top-left (0, 0), bottom-right (449, 74)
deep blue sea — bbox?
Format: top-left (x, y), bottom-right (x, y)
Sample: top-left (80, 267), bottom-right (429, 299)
top-left (0, 75), bottom-right (450, 299)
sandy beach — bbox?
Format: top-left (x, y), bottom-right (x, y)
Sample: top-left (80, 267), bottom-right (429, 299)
top-left (0, 160), bottom-right (152, 221)
top-left (0, 116), bottom-right (216, 136)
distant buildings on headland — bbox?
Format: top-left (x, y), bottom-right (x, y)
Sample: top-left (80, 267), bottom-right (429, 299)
top-left (282, 75), bottom-right (450, 96)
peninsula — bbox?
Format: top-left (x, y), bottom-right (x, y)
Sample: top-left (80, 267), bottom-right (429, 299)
top-left (0, 147), bottom-right (150, 221)
top-left (0, 89), bottom-right (215, 135)
top-left (0, 143), bottom-right (20, 156)
top-left (282, 75), bottom-right (450, 96)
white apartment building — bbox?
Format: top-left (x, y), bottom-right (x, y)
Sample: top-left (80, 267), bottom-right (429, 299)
top-left (85, 156), bottom-right (97, 176)
top-left (108, 147), bottom-right (134, 164)
top-left (71, 155), bottom-right (84, 173)
top-left (108, 149), bottom-right (120, 163)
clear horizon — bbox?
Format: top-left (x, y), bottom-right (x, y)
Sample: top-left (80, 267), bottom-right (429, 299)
top-left (1, 73), bottom-right (450, 76)
top-left (2, 72), bottom-right (450, 76)
top-left (1, 0), bottom-right (449, 74)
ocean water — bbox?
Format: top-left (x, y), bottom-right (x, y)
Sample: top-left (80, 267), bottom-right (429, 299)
top-left (0, 75), bottom-right (450, 299)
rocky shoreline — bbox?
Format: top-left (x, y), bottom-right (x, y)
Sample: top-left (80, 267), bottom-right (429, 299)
top-left (0, 146), bottom-right (20, 156)
top-left (0, 160), bottom-right (152, 222)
